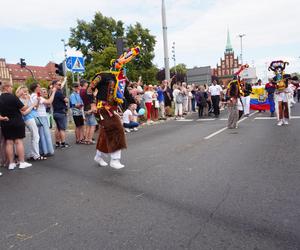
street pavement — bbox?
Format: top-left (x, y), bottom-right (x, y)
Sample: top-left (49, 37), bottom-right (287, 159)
top-left (1, 103), bottom-right (300, 250)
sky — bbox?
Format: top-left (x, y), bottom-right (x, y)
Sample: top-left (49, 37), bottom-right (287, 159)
top-left (1, 0), bottom-right (300, 82)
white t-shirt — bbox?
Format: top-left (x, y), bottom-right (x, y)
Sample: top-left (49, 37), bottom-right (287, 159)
top-left (123, 109), bottom-right (132, 124)
top-left (172, 88), bottom-right (180, 100)
top-left (209, 85), bottom-right (223, 96)
top-left (31, 93), bottom-right (47, 117)
top-left (144, 91), bottom-right (153, 103)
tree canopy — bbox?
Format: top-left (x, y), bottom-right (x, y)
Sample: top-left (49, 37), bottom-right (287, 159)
top-left (68, 12), bottom-right (157, 83)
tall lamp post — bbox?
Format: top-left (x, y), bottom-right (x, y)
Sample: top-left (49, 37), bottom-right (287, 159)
top-left (238, 34), bottom-right (246, 64)
top-left (171, 42), bottom-right (177, 76)
top-left (162, 0), bottom-right (170, 81)
top-left (61, 39), bottom-right (69, 98)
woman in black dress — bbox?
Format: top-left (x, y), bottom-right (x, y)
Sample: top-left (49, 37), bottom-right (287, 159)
top-left (0, 82), bottom-right (32, 170)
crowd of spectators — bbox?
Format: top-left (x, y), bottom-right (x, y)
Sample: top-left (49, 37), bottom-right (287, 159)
top-left (4, 76), bottom-right (299, 176)
top-left (0, 77), bottom-right (226, 175)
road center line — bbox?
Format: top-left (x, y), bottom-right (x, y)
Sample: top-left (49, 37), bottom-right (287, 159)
top-left (204, 111), bottom-right (258, 140)
top-left (204, 127), bottom-right (228, 140)
top-left (255, 116), bottom-right (300, 120)
top-left (196, 118), bottom-right (216, 121)
top-left (177, 119), bottom-right (194, 122)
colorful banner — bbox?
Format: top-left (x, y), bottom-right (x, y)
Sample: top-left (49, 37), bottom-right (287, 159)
top-left (250, 85), bottom-right (270, 110)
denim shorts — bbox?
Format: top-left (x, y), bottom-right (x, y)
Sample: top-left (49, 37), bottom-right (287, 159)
top-left (85, 113), bottom-right (97, 126)
top-left (53, 112), bottom-right (67, 131)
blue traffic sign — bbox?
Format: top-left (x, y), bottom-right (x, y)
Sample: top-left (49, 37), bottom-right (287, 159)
top-left (66, 56), bottom-right (85, 72)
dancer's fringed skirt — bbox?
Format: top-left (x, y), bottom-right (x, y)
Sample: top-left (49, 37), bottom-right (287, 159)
top-left (96, 107), bottom-right (127, 153)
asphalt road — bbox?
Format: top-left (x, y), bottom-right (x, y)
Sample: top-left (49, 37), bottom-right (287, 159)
top-left (1, 103), bottom-right (300, 250)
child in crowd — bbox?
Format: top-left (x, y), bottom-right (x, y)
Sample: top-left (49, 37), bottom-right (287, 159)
top-left (123, 103), bottom-right (139, 133)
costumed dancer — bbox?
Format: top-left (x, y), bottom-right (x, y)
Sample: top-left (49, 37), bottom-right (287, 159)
top-left (90, 47), bottom-right (140, 169)
top-left (226, 64), bottom-right (248, 129)
top-left (268, 60), bottom-right (291, 126)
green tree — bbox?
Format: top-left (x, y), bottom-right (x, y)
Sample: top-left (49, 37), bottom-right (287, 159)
top-left (125, 22), bottom-right (157, 83)
top-left (84, 46), bottom-right (118, 80)
top-left (69, 13), bottom-right (157, 84)
top-left (69, 12), bottom-right (124, 63)
top-left (25, 77), bottom-right (49, 89)
top-left (170, 63), bottom-right (187, 75)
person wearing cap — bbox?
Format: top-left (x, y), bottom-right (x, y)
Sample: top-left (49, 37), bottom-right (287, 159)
top-left (69, 83), bottom-right (85, 143)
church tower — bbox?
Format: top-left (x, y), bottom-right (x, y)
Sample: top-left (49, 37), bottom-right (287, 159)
top-left (212, 29), bottom-right (241, 85)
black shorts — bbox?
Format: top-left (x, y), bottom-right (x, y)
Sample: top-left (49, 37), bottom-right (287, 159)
top-left (1, 124), bottom-right (25, 140)
top-left (73, 116), bottom-right (84, 127)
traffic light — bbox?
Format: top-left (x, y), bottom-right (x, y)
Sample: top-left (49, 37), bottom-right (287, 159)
top-left (20, 58), bottom-right (26, 68)
top-left (55, 62), bottom-right (64, 76)
top-left (116, 38), bottom-right (128, 56)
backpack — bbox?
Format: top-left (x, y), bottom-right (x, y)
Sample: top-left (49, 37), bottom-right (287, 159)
top-left (176, 93), bottom-right (183, 104)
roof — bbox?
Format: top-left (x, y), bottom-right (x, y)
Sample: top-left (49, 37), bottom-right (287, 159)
top-left (6, 62), bottom-right (58, 81)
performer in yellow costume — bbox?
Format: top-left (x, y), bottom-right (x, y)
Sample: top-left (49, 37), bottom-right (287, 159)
top-left (268, 60), bottom-right (292, 126)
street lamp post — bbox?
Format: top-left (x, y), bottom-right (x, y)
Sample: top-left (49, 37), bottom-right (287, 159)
top-left (238, 34), bottom-right (246, 64)
top-left (162, 0), bottom-right (170, 81)
top-left (61, 39), bottom-right (67, 61)
top-left (61, 39), bottom-right (69, 98)
top-left (171, 42), bottom-right (177, 76)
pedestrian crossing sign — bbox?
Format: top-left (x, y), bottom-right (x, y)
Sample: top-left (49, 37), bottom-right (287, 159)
top-left (66, 56), bottom-right (85, 73)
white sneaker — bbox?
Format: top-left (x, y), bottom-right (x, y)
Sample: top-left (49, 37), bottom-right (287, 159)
top-left (19, 162), bottom-right (32, 169)
top-left (110, 160), bottom-right (125, 169)
top-left (283, 119), bottom-right (289, 125)
top-left (8, 163), bottom-right (16, 170)
top-left (124, 128), bottom-right (131, 133)
top-left (94, 156), bottom-right (108, 167)
top-left (133, 127), bottom-right (138, 131)
top-left (0, 172), bottom-right (2, 176)
top-left (277, 120), bottom-right (283, 126)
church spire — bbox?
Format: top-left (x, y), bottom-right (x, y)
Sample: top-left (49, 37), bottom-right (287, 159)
top-left (225, 29), bottom-right (233, 54)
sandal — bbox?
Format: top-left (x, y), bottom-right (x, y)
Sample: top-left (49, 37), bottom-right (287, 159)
top-left (33, 156), bottom-right (47, 161)
top-left (76, 139), bottom-right (87, 144)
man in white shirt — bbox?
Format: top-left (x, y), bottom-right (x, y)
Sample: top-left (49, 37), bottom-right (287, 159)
top-left (123, 103), bottom-right (139, 132)
top-left (208, 80), bottom-right (223, 118)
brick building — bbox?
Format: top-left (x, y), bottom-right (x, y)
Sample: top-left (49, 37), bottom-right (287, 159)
top-left (0, 58), bottom-right (60, 84)
top-left (212, 30), bottom-right (241, 85)
top-left (0, 59), bottom-right (12, 83)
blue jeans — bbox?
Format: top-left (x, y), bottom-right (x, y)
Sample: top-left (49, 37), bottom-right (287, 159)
top-left (268, 95), bottom-right (275, 113)
top-left (123, 121), bottom-right (139, 129)
top-left (85, 113), bottom-right (97, 126)
top-left (191, 98), bottom-right (196, 112)
top-left (38, 116), bottom-right (54, 155)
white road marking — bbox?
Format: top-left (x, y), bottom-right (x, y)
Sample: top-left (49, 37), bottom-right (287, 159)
top-left (255, 116), bottom-right (300, 120)
top-left (196, 118), bottom-right (216, 121)
top-left (204, 127), bottom-right (228, 140)
top-left (249, 111), bottom-right (259, 117)
top-left (254, 117), bottom-right (276, 120)
top-left (177, 119), bottom-right (194, 122)
top-left (204, 111), bottom-right (259, 140)
top-left (237, 116), bottom-right (248, 124)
